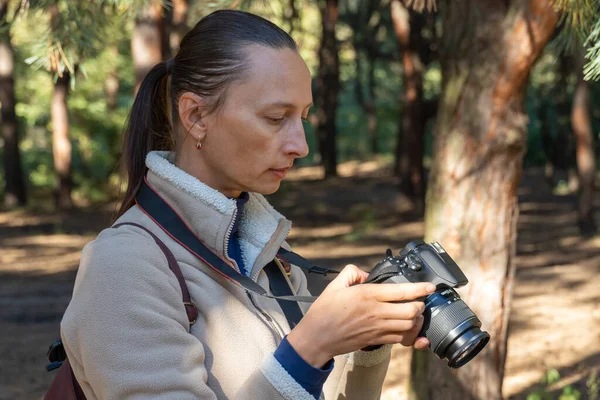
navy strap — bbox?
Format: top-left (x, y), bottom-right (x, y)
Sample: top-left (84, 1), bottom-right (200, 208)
top-left (264, 261), bottom-right (304, 328)
top-left (135, 178), bottom-right (325, 303)
top-left (276, 248), bottom-right (339, 276)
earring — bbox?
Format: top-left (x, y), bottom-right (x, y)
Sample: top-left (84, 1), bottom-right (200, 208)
top-left (196, 140), bottom-right (203, 150)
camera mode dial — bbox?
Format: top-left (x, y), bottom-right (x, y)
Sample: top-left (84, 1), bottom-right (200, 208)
top-left (406, 254), bottom-right (423, 271)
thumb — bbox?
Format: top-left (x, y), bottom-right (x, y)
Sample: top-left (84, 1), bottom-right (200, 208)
top-left (327, 264), bottom-right (369, 290)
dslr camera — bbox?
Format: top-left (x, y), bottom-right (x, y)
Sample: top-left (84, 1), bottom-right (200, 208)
top-left (366, 240), bottom-right (490, 368)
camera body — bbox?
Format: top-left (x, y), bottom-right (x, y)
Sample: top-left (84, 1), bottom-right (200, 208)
top-left (367, 240), bottom-right (490, 368)
top-left (366, 240), bottom-right (468, 289)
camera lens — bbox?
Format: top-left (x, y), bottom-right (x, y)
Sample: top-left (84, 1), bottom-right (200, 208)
top-left (420, 289), bottom-right (490, 368)
top-left (446, 328), bottom-right (490, 368)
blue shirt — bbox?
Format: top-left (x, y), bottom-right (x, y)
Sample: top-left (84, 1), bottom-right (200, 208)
top-left (227, 193), bottom-right (334, 398)
top-left (274, 336), bottom-right (334, 398)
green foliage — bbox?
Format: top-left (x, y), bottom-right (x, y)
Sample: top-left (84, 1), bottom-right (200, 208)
top-left (2, 0), bottom-right (598, 207)
top-left (404, 0), bottom-right (436, 13)
top-left (524, 44), bottom-right (600, 167)
top-left (553, 0), bottom-right (598, 45)
top-left (19, 0), bottom-right (154, 82)
top-left (552, 0), bottom-right (600, 80)
top-left (525, 368), bottom-right (600, 400)
top-left (7, 1), bottom-right (135, 204)
top-left (588, 370), bottom-right (600, 400)
top-left (526, 369), bottom-right (576, 400)
top-left (583, 18), bottom-right (600, 80)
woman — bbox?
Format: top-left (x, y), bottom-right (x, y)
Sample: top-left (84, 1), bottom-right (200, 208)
top-left (60, 10), bottom-right (434, 400)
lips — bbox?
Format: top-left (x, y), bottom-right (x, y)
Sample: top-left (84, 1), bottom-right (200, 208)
top-left (270, 167), bottom-right (290, 179)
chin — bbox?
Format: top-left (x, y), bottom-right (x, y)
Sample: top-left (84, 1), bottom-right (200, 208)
top-left (253, 181), bottom-right (281, 195)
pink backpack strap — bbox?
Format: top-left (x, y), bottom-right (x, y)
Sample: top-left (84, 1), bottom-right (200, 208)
top-left (43, 358), bottom-right (85, 400)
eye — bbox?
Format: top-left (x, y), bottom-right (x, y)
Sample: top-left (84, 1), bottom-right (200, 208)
top-left (266, 116), bottom-right (285, 124)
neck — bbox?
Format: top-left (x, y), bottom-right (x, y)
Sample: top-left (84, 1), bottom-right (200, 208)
top-left (175, 147), bottom-right (242, 198)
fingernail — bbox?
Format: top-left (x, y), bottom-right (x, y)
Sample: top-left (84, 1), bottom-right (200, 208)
top-left (426, 284), bottom-right (436, 293)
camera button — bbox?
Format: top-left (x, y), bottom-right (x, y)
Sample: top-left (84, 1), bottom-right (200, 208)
top-left (407, 254), bottom-right (422, 271)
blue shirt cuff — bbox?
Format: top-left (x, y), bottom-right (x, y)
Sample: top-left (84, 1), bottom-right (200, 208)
top-left (273, 336), bottom-right (334, 399)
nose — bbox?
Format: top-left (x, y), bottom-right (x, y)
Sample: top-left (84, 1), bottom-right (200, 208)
top-left (284, 119), bottom-right (309, 159)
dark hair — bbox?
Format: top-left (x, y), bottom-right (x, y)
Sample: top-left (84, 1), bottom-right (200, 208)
top-left (115, 10), bottom-right (297, 219)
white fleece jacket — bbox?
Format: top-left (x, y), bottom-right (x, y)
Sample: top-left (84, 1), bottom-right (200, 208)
top-left (60, 151), bottom-right (391, 400)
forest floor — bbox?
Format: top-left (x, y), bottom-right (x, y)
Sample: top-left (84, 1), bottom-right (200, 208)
top-left (1, 161), bottom-right (599, 400)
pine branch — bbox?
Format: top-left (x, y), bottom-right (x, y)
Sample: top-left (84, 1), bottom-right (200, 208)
top-left (583, 18), bottom-right (600, 80)
top-left (552, 0), bottom-right (600, 80)
top-left (22, 0), bottom-right (158, 81)
top-left (404, 0), bottom-right (436, 13)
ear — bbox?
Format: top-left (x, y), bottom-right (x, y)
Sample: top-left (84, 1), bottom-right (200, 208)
top-left (178, 91), bottom-right (209, 141)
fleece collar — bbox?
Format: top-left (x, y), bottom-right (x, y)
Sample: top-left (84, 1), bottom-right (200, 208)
top-left (144, 151), bottom-right (291, 276)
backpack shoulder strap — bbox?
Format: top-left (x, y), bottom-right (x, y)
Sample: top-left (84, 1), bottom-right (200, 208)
top-left (44, 358), bottom-right (85, 400)
top-left (44, 221), bottom-right (200, 400)
top-left (113, 222), bottom-right (198, 326)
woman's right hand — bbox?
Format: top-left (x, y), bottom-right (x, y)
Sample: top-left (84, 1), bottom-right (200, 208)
top-left (286, 264), bottom-right (436, 368)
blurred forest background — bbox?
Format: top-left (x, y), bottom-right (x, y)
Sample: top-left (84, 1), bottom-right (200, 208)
top-left (1, 0), bottom-right (599, 399)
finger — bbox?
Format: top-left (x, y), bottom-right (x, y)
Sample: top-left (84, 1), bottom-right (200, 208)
top-left (370, 330), bottom-right (429, 349)
top-left (376, 301), bottom-right (425, 320)
top-left (367, 334), bottom-right (408, 346)
top-left (368, 282), bottom-right (436, 302)
top-left (328, 264), bottom-right (369, 290)
top-left (380, 317), bottom-right (420, 333)
top-left (399, 315), bottom-right (425, 347)
top-left (413, 337), bottom-right (430, 350)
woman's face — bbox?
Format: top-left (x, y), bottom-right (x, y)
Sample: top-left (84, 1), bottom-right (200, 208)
top-left (178, 46), bottom-right (312, 198)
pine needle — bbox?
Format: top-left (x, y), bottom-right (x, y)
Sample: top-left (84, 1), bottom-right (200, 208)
top-left (551, 0), bottom-right (600, 80)
top-left (583, 18), bottom-right (600, 80)
top-left (404, 0), bottom-right (437, 13)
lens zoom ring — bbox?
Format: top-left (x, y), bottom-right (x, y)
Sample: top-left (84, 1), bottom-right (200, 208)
top-left (424, 300), bottom-right (475, 349)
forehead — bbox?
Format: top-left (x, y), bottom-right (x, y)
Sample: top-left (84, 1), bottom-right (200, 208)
top-left (226, 46), bottom-right (313, 108)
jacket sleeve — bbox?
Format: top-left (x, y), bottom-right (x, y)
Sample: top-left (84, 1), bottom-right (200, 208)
top-left (286, 258), bottom-right (392, 400)
top-left (60, 227), bottom-right (300, 400)
top-left (322, 346), bottom-right (392, 400)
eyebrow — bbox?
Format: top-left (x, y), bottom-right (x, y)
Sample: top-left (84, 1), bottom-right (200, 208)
top-left (266, 101), bottom-right (313, 109)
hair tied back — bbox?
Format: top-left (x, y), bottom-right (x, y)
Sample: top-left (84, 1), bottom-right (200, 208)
top-left (166, 58), bottom-right (174, 76)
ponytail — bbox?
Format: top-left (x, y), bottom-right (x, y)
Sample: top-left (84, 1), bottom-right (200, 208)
top-left (115, 61), bottom-right (173, 220)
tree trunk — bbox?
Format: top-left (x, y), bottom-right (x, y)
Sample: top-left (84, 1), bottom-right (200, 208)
top-left (354, 53), bottom-right (378, 155)
top-left (132, 0), bottom-right (165, 94)
top-left (169, 0), bottom-right (189, 55)
top-left (48, 3), bottom-right (73, 210)
top-left (538, 104), bottom-right (555, 187)
top-left (554, 54), bottom-right (574, 172)
top-left (162, 0), bottom-right (189, 59)
top-left (316, 0), bottom-right (339, 178)
top-left (52, 69), bottom-right (73, 210)
top-left (391, 0), bottom-right (426, 207)
top-left (571, 69), bottom-right (596, 235)
top-left (0, 0), bottom-right (27, 208)
top-left (105, 46), bottom-right (120, 110)
top-left (367, 56), bottom-right (377, 154)
top-left (408, 1), bottom-right (557, 400)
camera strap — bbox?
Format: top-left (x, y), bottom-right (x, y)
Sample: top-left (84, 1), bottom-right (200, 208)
top-left (135, 178), bottom-right (338, 309)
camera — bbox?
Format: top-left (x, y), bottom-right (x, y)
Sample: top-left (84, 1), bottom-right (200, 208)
top-left (366, 240), bottom-right (490, 368)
